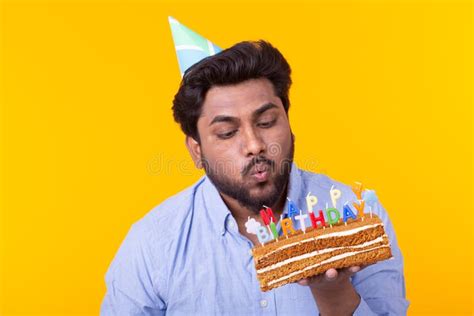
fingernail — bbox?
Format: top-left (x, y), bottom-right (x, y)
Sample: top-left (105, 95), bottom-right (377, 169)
top-left (326, 270), bottom-right (337, 280)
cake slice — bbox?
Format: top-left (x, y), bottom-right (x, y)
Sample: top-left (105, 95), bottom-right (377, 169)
top-left (251, 214), bottom-right (392, 291)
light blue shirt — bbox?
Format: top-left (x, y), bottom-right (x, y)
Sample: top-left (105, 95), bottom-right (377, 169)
top-left (101, 163), bottom-right (409, 315)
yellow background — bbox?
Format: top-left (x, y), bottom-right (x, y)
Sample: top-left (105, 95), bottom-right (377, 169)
top-left (1, 0), bottom-right (472, 315)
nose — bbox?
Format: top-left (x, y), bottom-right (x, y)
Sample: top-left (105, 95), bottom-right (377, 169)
top-left (241, 126), bottom-right (266, 157)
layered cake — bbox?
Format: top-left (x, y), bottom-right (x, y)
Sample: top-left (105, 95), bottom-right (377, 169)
top-left (250, 214), bottom-right (392, 292)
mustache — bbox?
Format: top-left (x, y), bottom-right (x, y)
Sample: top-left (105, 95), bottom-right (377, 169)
top-left (241, 156), bottom-right (275, 176)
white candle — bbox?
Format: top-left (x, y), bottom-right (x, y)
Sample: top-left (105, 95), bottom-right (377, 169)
top-left (330, 185), bottom-right (342, 209)
top-left (306, 192), bottom-right (318, 213)
top-left (295, 210), bottom-right (308, 233)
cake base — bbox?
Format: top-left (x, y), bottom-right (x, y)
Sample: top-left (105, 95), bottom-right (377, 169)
top-left (251, 215), bottom-right (392, 292)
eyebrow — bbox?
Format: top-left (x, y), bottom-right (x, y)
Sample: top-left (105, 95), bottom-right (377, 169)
top-left (252, 102), bottom-right (278, 120)
top-left (209, 115), bottom-right (240, 126)
top-left (208, 102), bottom-right (279, 126)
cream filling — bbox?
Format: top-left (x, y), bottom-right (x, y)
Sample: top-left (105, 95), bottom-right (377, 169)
top-left (266, 245), bottom-right (390, 286)
top-left (257, 235), bottom-right (388, 274)
top-left (260, 223), bottom-right (383, 259)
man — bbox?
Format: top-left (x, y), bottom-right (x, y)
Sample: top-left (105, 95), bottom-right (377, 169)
top-left (101, 40), bottom-right (409, 315)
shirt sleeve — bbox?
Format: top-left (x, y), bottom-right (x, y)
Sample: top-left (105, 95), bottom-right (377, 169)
top-left (351, 199), bottom-right (410, 315)
top-left (101, 222), bottom-right (167, 316)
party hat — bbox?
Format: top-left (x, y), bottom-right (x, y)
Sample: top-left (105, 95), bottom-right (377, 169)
top-left (168, 16), bottom-right (222, 77)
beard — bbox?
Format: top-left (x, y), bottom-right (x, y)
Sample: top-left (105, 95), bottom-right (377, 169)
top-left (201, 138), bottom-right (295, 214)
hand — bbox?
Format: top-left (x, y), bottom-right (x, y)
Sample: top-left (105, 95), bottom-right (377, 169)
top-left (297, 266), bottom-right (365, 316)
top-left (297, 266), bottom-right (363, 291)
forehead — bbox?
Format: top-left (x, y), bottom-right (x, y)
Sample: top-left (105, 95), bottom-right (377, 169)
top-left (200, 78), bottom-right (283, 120)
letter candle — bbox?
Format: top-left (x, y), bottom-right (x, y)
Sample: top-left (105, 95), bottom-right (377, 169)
top-left (280, 215), bottom-right (296, 238)
top-left (260, 206), bottom-right (278, 241)
top-left (256, 226), bottom-right (271, 244)
top-left (363, 189), bottom-right (378, 218)
top-left (352, 182), bottom-right (366, 218)
top-left (309, 210), bottom-right (326, 228)
top-left (330, 185), bottom-right (342, 209)
top-left (295, 210), bottom-right (308, 233)
top-left (343, 202), bottom-right (348, 226)
top-left (247, 186), bottom-right (380, 247)
top-left (286, 198), bottom-right (300, 225)
top-left (342, 202), bottom-right (357, 224)
top-left (306, 192), bottom-right (318, 213)
top-left (352, 182), bottom-right (364, 200)
top-left (245, 216), bottom-right (270, 245)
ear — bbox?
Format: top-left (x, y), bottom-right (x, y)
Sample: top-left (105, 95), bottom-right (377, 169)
top-left (185, 136), bottom-right (203, 169)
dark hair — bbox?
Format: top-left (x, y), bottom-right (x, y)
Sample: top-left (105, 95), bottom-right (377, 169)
top-left (172, 40), bottom-right (292, 141)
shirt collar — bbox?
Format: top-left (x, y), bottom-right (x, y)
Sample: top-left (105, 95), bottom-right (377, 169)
top-left (201, 162), bottom-right (303, 237)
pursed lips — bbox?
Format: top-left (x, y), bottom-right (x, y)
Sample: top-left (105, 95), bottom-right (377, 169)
top-left (249, 162), bottom-right (271, 182)
top-left (250, 162), bottom-right (269, 175)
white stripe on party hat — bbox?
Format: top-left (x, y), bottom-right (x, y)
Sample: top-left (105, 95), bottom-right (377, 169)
top-left (168, 16), bottom-right (222, 77)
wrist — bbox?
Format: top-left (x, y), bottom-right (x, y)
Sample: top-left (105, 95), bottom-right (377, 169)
top-left (310, 280), bottom-right (360, 316)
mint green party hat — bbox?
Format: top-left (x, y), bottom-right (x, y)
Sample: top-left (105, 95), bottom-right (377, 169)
top-left (168, 16), bottom-right (222, 77)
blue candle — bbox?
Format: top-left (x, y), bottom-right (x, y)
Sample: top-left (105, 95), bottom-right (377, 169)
top-left (287, 198), bottom-right (299, 225)
top-left (256, 226), bottom-right (272, 244)
top-left (343, 203), bottom-right (358, 223)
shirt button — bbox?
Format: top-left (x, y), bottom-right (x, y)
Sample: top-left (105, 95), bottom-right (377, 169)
top-left (228, 220), bottom-right (235, 229)
top-left (260, 299), bottom-right (268, 308)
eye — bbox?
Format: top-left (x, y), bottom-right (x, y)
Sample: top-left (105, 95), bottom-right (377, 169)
top-left (217, 130), bottom-right (238, 139)
top-left (257, 119), bottom-right (277, 128)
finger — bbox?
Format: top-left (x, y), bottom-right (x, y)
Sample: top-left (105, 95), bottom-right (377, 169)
top-left (341, 266), bottom-right (360, 278)
top-left (297, 278), bottom-right (310, 286)
top-left (349, 266), bottom-right (361, 274)
top-left (338, 266), bottom-right (360, 278)
top-left (324, 268), bottom-right (338, 281)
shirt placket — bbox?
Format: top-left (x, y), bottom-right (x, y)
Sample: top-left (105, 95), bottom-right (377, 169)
top-left (224, 215), bottom-right (278, 315)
